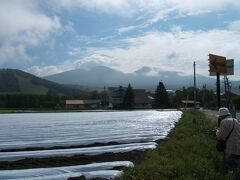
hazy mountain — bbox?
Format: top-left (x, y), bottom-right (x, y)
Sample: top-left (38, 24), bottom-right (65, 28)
top-left (45, 66), bottom-right (125, 88)
top-left (44, 66), bottom-right (227, 91)
top-left (0, 69), bottom-right (82, 95)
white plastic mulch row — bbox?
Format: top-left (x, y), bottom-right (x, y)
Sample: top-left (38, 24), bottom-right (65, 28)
top-left (0, 161), bottom-right (134, 180)
top-left (0, 111), bottom-right (182, 150)
top-left (0, 142), bottom-right (157, 162)
top-left (0, 134), bottom-right (164, 151)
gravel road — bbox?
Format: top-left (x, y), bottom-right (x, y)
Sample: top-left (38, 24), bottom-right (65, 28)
top-left (201, 109), bottom-right (240, 122)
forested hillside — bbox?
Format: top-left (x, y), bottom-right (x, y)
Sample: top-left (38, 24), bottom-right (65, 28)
top-left (0, 69), bottom-right (81, 96)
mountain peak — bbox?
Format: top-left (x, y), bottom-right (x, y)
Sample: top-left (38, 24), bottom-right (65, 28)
top-left (134, 66), bottom-right (153, 74)
top-left (89, 66), bottom-right (121, 73)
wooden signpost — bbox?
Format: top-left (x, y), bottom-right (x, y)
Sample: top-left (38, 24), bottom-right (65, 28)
top-left (209, 54), bottom-right (227, 74)
top-left (209, 59), bottom-right (234, 76)
top-left (208, 54), bottom-right (227, 109)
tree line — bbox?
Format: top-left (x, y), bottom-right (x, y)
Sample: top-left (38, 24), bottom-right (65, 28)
top-left (0, 90), bottom-right (108, 109)
top-left (0, 82), bottom-right (239, 110)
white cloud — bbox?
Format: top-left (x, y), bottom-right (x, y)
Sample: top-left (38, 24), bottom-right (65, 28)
top-left (49, 0), bottom-right (240, 35)
top-left (51, 0), bottom-right (240, 21)
top-left (68, 48), bottom-right (82, 56)
top-left (106, 28), bottom-right (240, 76)
top-left (145, 70), bottom-right (159, 77)
top-left (7, 0), bottom-right (238, 80)
top-left (137, 0), bottom-right (240, 16)
top-left (0, 0), bottom-right (61, 64)
top-left (0, 43), bottom-right (30, 64)
top-left (29, 26), bottom-right (240, 79)
top-left (1, 0), bottom-right (239, 66)
top-left (28, 66), bottom-right (63, 77)
top-left (118, 26), bottom-right (139, 33)
top-left (28, 53), bottom-right (117, 76)
top-left (51, 0), bottom-right (134, 16)
top-left (228, 20), bottom-right (240, 31)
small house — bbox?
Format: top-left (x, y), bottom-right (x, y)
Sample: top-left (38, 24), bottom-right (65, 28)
top-left (108, 87), bottom-right (153, 109)
top-left (65, 99), bottom-right (101, 109)
top-left (133, 89), bottom-right (153, 109)
top-left (181, 100), bottom-right (200, 108)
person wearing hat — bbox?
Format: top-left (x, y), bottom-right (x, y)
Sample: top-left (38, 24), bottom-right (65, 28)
top-left (216, 107), bottom-right (240, 179)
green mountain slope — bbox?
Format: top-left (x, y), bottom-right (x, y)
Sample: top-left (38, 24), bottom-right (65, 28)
top-left (0, 69), bottom-right (81, 95)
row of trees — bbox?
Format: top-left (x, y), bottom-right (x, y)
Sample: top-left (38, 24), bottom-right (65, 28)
top-left (152, 83), bottom-right (220, 109)
top-left (115, 82), bottom-right (170, 109)
top-left (0, 94), bottom-right (61, 108)
top-left (170, 86), bottom-right (217, 108)
top-left (0, 89), bottom-right (109, 109)
top-left (1, 82), bottom-right (236, 109)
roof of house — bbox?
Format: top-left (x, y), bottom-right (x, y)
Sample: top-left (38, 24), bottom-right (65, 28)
top-left (167, 89), bottom-right (175, 94)
top-left (133, 89), bottom-right (153, 104)
top-left (66, 99), bottom-right (101, 105)
top-left (181, 100), bottom-right (200, 104)
top-left (231, 90), bottom-right (240, 96)
top-left (108, 86), bottom-right (127, 92)
top-left (66, 100), bottom-right (84, 105)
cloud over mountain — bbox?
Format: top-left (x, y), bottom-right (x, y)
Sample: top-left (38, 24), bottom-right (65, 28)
top-left (0, 1), bottom-right (240, 81)
top-left (44, 65), bottom-right (218, 91)
top-left (29, 27), bottom-right (240, 80)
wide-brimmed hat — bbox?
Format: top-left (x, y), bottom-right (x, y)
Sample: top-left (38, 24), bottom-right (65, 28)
top-left (218, 107), bottom-right (231, 117)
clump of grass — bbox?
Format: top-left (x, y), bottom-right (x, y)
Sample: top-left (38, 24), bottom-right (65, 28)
top-left (121, 109), bottom-right (233, 180)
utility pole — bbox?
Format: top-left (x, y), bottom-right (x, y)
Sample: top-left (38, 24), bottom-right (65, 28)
top-left (224, 76), bottom-right (227, 103)
top-left (226, 76), bottom-right (231, 107)
top-left (216, 73), bottom-right (221, 109)
top-left (194, 61), bottom-right (197, 109)
top-left (224, 76), bottom-right (230, 107)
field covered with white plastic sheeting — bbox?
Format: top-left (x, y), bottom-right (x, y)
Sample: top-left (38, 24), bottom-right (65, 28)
top-left (0, 110), bottom-right (182, 179)
top-left (0, 110), bottom-right (182, 151)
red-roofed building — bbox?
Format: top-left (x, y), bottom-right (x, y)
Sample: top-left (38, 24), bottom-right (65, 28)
top-left (65, 99), bottom-right (101, 108)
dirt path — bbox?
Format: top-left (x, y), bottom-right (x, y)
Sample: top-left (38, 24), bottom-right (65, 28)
top-left (201, 109), bottom-right (218, 122)
top-left (201, 109), bottom-right (240, 122)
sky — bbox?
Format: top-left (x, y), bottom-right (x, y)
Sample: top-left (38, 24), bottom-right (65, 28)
top-left (1, 0), bottom-right (240, 80)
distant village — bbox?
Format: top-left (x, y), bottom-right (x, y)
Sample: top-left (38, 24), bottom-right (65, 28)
top-left (66, 86), bottom-right (154, 109)
top-left (64, 83), bottom-right (240, 110)
top-left (0, 80), bottom-right (240, 110)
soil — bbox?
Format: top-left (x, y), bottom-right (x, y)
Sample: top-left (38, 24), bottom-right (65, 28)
top-left (0, 142), bottom-right (124, 152)
top-left (0, 149), bottom-right (151, 170)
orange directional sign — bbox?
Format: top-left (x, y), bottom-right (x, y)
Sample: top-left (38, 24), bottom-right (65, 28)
top-left (209, 59), bottom-right (234, 76)
top-left (208, 54), bottom-right (227, 73)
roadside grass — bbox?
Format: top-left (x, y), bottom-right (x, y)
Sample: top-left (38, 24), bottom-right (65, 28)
top-left (121, 109), bottom-right (233, 180)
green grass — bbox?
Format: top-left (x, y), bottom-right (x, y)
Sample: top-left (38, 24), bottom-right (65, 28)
top-left (121, 110), bottom-right (234, 180)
